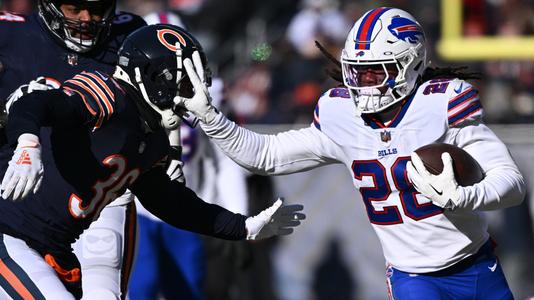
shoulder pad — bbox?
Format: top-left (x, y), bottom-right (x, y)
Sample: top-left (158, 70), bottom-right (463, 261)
top-left (62, 71), bottom-right (124, 129)
top-left (112, 12), bottom-right (147, 31)
top-left (0, 11), bottom-right (25, 23)
top-left (446, 79), bottom-right (483, 127)
top-left (327, 87), bottom-right (350, 99)
top-left (313, 87), bottom-right (351, 130)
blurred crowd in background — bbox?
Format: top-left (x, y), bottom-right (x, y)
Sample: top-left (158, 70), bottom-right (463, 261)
top-left (4, 0), bottom-right (534, 122)
top-left (1, 0), bottom-right (534, 299)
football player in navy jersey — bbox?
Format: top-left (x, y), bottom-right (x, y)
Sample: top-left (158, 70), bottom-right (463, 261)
top-left (0, 1), bottom-right (147, 298)
top-left (0, 24), bottom-right (304, 299)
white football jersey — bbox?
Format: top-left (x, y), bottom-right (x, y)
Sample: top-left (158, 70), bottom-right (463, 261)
top-left (201, 78), bottom-right (524, 273)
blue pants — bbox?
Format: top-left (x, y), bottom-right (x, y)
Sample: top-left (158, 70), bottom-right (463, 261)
top-left (388, 240), bottom-right (514, 300)
top-left (129, 215), bottom-right (205, 300)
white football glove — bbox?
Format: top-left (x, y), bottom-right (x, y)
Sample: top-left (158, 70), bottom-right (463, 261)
top-left (406, 152), bottom-right (463, 210)
top-left (1, 134), bottom-right (43, 201)
top-left (6, 77), bottom-right (52, 114)
top-left (174, 51), bottom-right (218, 124)
top-left (245, 198), bottom-right (305, 240)
top-left (165, 128), bottom-right (185, 183)
top-left (166, 146), bottom-right (185, 183)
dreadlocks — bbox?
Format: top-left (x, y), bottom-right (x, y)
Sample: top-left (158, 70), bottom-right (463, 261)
top-left (315, 41), bottom-right (481, 84)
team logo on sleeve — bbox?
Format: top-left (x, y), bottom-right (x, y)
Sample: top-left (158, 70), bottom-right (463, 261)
top-left (387, 16), bottom-right (424, 44)
top-left (157, 29), bottom-right (187, 52)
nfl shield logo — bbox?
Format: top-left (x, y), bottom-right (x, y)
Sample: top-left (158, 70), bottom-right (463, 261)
top-left (67, 53), bottom-right (78, 66)
top-left (381, 130), bottom-right (391, 142)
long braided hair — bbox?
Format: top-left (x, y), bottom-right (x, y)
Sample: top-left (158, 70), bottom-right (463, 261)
top-left (315, 41), bottom-right (480, 85)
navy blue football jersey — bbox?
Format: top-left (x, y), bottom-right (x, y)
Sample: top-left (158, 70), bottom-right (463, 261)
top-left (0, 11), bottom-right (146, 100)
top-left (0, 10), bottom-right (146, 252)
top-left (2, 71), bottom-right (247, 252)
top-left (0, 13), bottom-right (246, 252)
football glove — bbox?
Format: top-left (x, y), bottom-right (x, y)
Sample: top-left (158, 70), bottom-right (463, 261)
top-left (406, 152), bottom-right (462, 210)
top-left (174, 51), bottom-right (218, 124)
top-left (165, 128), bottom-right (185, 183)
top-left (166, 146), bottom-right (185, 183)
top-left (5, 77), bottom-right (52, 114)
top-left (245, 198), bottom-right (305, 240)
top-left (1, 134), bottom-right (43, 201)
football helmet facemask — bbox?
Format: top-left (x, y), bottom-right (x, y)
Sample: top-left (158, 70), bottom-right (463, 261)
top-left (341, 7), bottom-right (428, 114)
top-left (38, 0), bottom-right (116, 53)
top-left (114, 24), bottom-right (211, 131)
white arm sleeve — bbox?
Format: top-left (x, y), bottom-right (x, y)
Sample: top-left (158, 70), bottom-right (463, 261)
top-left (200, 113), bottom-right (343, 175)
top-left (445, 123), bottom-right (526, 211)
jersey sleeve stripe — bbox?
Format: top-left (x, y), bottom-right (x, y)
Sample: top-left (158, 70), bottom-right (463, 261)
top-left (83, 72), bottom-right (115, 102)
top-left (73, 74), bottom-right (114, 118)
top-left (64, 80), bottom-right (106, 129)
top-left (448, 101), bottom-right (482, 126)
top-left (447, 88), bottom-right (477, 110)
top-left (63, 86), bottom-right (97, 116)
top-left (313, 103), bottom-right (321, 130)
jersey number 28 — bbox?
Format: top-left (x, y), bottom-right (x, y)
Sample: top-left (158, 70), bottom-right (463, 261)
top-left (352, 157), bottom-right (443, 225)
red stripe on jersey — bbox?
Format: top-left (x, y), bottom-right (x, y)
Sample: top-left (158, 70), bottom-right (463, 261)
top-left (449, 105), bottom-right (482, 127)
top-left (448, 87), bottom-right (475, 108)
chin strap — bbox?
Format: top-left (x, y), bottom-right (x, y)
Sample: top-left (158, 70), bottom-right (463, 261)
top-left (133, 67), bottom-right (180, 130)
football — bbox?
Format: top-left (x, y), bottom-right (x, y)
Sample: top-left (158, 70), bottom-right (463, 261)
top-left (414, 143), bottom-right (484, 186)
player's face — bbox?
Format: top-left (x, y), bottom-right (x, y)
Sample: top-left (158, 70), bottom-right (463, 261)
top-left (356, 63), bottom-right (399, 88)
top-left (59, 2), bottom-right (106, 40)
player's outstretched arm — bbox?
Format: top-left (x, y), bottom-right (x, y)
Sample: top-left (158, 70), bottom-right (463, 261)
top-left (130, 168), bottom-right (305, 240)
top-left (175, 52), bottom-right (341, 175)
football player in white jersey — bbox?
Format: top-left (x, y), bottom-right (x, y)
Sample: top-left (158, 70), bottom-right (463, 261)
top-left (177, 7), bottom-right (526, 300)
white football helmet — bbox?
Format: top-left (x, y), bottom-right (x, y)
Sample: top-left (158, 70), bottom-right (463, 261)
top-left (341, 7), bottom-right (428, 113)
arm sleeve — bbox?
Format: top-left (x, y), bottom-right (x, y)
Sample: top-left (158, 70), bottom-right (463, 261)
top-left (129, 166), bottom-right (247, 240)
top-left (6, 89), bottom-right (91, 145)
top-left (445, 123), bottom-right (526, 210)
top-left (200, 113), bottom-right (343, 175)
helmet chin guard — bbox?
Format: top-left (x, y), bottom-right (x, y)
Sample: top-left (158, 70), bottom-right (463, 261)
top-left (341, 7), bottom-right (428, 114)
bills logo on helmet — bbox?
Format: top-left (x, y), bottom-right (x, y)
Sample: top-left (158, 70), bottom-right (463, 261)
top-left (387, 16), bottom-right (423, 44)
top-left (157, 29), bottom-right (187, 52)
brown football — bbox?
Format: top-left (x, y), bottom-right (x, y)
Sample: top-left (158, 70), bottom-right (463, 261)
top-left (414, 143), bottom-right (484, 186)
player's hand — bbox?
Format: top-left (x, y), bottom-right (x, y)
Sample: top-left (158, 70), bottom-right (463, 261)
top-left (1, 134), bottom-right (43, 201)
top-left (5, 77), bottom-right (52, 114)
top-left (245, 198), bottom-right (306, 240)
top-left (174, 51), bottom-right (218, 124)
top-left (166, 145), bottom-right (185, 183)
top-left (406, 152), bottom-right (462, 210)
